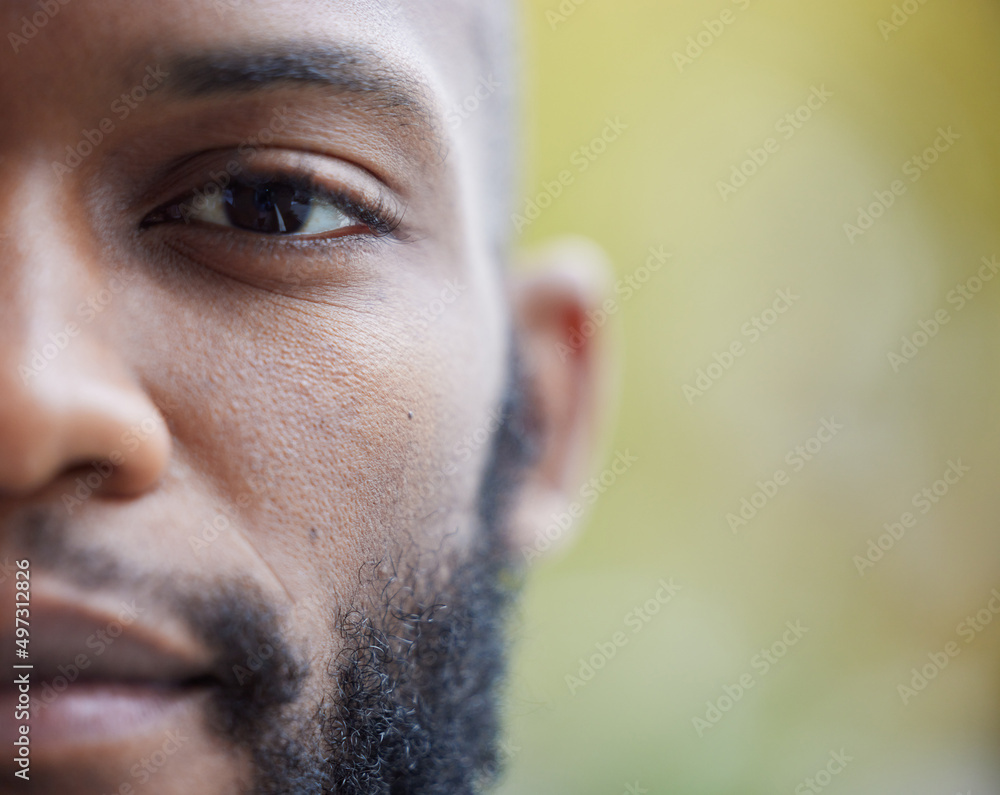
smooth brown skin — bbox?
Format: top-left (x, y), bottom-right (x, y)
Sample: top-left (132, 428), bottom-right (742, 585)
top-left (0, 0), bottom-right (608, 792)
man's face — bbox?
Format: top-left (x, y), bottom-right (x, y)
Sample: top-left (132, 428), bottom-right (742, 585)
top-left (0, 0), bottom-right (604, 791)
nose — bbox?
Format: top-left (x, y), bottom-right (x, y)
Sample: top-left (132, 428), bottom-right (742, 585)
top-left (0, 176), bottom-right (170, 500)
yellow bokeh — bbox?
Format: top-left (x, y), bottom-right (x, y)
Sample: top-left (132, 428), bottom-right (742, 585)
top-left (503, 1), bottom-right (1000, 792)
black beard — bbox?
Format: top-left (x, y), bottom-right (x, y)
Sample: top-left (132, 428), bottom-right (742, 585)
top-left (178, 530), bottom-right (518, 795)
top-left (309, 536), bottom-right (517, 794)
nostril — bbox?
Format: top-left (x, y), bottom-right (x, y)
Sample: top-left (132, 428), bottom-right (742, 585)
top-left (65, 458), bottom-right (118, 484)
top-left (56, 459), bottom-right (120, 508)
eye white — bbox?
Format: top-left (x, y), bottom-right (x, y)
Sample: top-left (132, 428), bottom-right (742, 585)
top-left (296, 201), bottom-right (354, 235)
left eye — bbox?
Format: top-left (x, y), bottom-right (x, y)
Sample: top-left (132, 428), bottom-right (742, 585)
top-left (170, 179), bottom-right (355, 236)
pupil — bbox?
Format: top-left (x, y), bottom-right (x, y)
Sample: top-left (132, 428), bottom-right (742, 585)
top-left (223, 181), bottom-right (312, 234)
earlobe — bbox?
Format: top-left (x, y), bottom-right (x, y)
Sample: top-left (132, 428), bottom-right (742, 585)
top-left (505, 236), bottom-right (617, 565)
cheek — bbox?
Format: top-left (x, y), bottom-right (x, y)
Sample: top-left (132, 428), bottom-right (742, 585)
top-left (144, 281), bottom-right (506, 607)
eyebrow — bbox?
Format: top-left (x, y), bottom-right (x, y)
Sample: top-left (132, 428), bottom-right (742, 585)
top-left (162, 44), bottom-right (443, 148)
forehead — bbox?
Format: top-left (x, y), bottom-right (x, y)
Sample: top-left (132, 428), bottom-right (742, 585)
top-left (0, 0), bottom-right (488, 124)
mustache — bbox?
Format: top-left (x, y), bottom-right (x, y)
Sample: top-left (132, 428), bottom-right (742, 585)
top-left (8, 507), bottom-right (308, 746)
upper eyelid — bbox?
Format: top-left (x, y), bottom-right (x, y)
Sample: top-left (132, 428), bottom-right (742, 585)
top-left (134, 140), bottom-right (408, 226)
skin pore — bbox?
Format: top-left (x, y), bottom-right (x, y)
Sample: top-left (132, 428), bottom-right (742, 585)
top-left (0, 0), bottom-right (607, 792)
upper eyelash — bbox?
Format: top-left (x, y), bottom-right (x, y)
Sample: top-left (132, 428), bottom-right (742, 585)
top-left (142, 171), bottom-right (406, 238)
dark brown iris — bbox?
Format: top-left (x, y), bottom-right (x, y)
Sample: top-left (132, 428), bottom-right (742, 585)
top-left (223, 181), bottom-right (312, 234)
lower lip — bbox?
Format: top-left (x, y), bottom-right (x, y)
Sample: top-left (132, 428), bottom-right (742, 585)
top-left (0, 681), bottom-right (210, 751)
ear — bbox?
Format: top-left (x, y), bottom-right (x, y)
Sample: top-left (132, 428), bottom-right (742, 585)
top-left (505, 236), bottom-right (618, 565)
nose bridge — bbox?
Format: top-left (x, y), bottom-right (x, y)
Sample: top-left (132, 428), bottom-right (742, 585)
top-left (0, 176), bottom-right (85, 368)
top-left (0, 165), bottom-right (170, 498)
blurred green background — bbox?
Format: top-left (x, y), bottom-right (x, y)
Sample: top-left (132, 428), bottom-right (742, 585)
top-left (501, 1), bottom-right (1000, 792)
